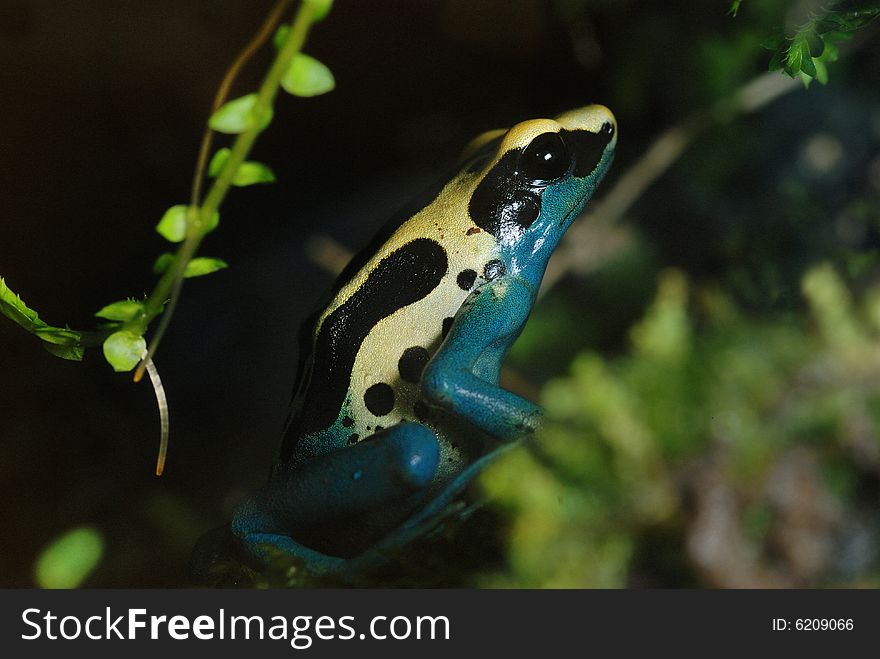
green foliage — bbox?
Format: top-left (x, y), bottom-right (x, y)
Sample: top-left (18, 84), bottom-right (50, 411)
top-left (35, 526), bottom-right (104, 588)
top-left (1, 0), bottom-right (332, 373)
top-left (0, 276), bottom-right (85, 361)
top-left (281, 54), bottom-right (335, 97)
top-left (102, 330), bottom-right (146, 373)
top-left (155, 205), bottom-right (190, 243)
top-left (155, 204), bottom-right (219, 243)
top-left (0, 275), bottom-right (43, 331)
top-left (43, 343), bottom-right (85, 362)
top-left (209, 148), bottom-right (276, 186)
top-left (761, 3), bottom-right (879, 86)
top-left (273, 24), bottom-right (291, 50)
top-left (95, 299), bottom-right (145, 323)
top-left (183, 257), bottom-right (229, 279)
top-left (208, 93), bottom-right (274, 134)
top-left (482, 266), bottom-right (880, 587)
top-left (153, 254), bottom-right (228, 279)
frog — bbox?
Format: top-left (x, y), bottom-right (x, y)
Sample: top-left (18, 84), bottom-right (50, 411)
top-left (225, 104), bottom-right (617, 578)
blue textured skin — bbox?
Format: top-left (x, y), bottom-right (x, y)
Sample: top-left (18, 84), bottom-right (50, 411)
top-left (229, 113), bottom-right (617, 578)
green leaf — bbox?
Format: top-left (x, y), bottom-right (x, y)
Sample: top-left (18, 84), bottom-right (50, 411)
top-left (822, 40), bottom-right (840, 63)
top-left (208, 147), bottom-right (231, 176)
top-left (0, 275), bottom-right (47, 331)
top-left (156, 205), bottom-right (189, 243)
top-left (814, 59), bottom-right (829, 85)
top-left (1, 275), bottom-right (86, 357)
top-left (103, 330), bottom-right (146, 372)
top-left (760, 28), bottom-right (784, 51)
top-left (153, 253), bottom-right (175, 275)
top-left (231, 161), bottom-right (276, 186)
top-left (208, 93), bottom-right (273, 134)
top-left (156, 206), bottom-right (217, 241)
top-left (44, 343), bottom-right (85, 361)
top-left (800, 52), bottom-right (817, 77)
top-left (35, 526), bottom-right (104, 589)
top-left (208, 148), bottom-right (275, 186)
top-left (184, 257), bottom-right (228, 279)
top-left (281, 54), bottom-right (335, 97)
top-left (805, 28), bottom-right (824, 58)
top-left (273, 24), bottom-right (290, 50)
top-left (203, 209), bottom-right (220, 233)
top-left (95, 299), bottom-right (144, 322)
top-left (34, 326), bottom-right (82, 345)
top-left (304, 0), bottom-right (334, 22)
top-left (767, 48), bottom-right (785, 72)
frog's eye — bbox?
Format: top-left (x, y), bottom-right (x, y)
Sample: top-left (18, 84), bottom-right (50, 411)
top-left (518, 132), bottom-right (571, 185)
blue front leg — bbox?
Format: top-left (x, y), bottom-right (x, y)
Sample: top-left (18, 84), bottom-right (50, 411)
top-left (422, 276), bottom-right (542, 442)
top-left (232, 422), bottom-right (440, 573)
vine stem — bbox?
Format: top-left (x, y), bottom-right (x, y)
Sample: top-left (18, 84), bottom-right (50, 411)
top-left (132, 0), bottom-right (314, 382)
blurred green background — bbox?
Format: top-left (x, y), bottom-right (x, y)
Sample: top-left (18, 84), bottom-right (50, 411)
top-left (1, 0), bottom-right (878, 587)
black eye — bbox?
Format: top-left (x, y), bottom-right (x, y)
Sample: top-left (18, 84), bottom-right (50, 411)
top-left (518, 132), bottom-right (571, 184)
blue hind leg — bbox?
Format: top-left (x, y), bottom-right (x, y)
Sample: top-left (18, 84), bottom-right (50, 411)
top-left (232, 422), bottom-right (439, 574)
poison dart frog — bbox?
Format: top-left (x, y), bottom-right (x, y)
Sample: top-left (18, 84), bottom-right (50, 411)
top-left (227, 105), bottom-right (616, 576)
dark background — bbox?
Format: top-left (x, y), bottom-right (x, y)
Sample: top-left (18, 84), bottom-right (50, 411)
top-left (1, 0), bottom-right (878, 587)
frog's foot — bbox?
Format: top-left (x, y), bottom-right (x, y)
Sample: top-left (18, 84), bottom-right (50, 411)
top-left (231, 422), bottom-right (439, 575)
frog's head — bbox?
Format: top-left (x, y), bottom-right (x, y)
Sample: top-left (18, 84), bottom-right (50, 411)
top-left (460, 104), bottom-right (616, 283)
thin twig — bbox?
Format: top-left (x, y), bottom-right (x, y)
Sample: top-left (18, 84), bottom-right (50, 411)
top-left (133, 0), bottom-right (314, 382)
top-left (189, 0), bottom-right (295, 210)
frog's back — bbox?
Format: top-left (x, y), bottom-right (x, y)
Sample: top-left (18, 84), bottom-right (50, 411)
top-left (281, 173), bottom-right (502, 466)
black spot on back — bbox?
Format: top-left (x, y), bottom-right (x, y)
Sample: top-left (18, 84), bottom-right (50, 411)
top-left (441, 316), bottom-right (454, 338)
top-left (282, 238), bottom-right (447, 447)
top-left (364, 382), bottom-right (395, 417)
top-left (342, 416), bottom-right (354, 427)
top-left (398, 346), bottom-right (430, 383)
top-left (326, 167), bottom-right (459, 300)
top-left (456, 269), bottom-right (477, 291)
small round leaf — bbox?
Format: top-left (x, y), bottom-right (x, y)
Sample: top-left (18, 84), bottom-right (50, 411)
top-left (103, 330), bottom-right (146, 372)
top-left (273, 24), bottom-right (290, 50)
top-left (156, 205), bottom-right (189, 243)
top-left (232, 161), bottom-right (276, 186)
top-left (184, 257), bottom-right (228, 279)
top-left (281, 54), bottom-right (335, 97)
top-left (209, 93), bottom-right (274, 134)
top-left (95, 299), bottom-right (145, 322)
top-left (208, 148), bottom-right (231, 176)
top-left (153, 253), bottom-right (175, 275)
top-left (35, 526), bottom-right (104, 589)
